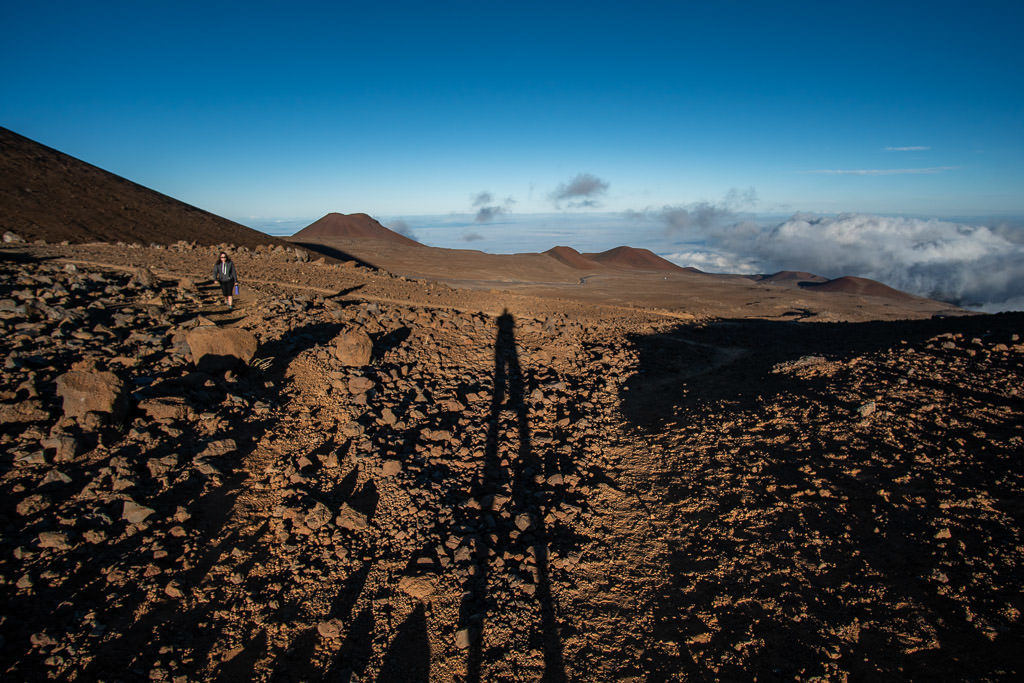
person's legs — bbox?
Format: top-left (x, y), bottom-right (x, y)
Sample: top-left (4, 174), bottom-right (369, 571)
top-left (219, 279), bottom-right (233, 306)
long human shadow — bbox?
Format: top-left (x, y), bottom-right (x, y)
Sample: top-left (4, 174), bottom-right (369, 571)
top-left (459, 311), bottom-right (566, 682)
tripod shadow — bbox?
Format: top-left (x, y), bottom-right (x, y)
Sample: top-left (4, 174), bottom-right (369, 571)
top-left (459, 311), bottom-right (567, 682)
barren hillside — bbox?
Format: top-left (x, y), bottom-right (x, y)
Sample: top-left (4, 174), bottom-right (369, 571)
top-left (1, 239), bottom-right (1021, 681)
top-left (0, 128), bottom-right (294, 250)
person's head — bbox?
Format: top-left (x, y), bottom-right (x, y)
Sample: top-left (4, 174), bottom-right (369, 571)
top-left (219, 252), bottom-right (229, 262)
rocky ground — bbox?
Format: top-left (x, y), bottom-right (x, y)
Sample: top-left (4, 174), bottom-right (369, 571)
top-left (1, 240), bottom-right (1022, 681)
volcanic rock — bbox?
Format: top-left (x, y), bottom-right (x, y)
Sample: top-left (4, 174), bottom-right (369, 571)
top-left (186, 326), bottom-right (258, 371)
top-left (333, 328), bottom-right (373, 367)
top-left (122, 500), bottom-right (156, 525)
top-left (398, 575), bottom-right (437, 600)
top-left (335, 504), bottom-right (369, 531)
top-left (55, 371), bottom-right (126, 421)
top-left (37, 531), bottom-right (72, 550)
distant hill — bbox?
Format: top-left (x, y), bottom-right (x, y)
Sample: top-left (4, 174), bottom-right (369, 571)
top-left (0, 126), bottom-right (291, 249)
top-left (544, 246), bottom-right (602, 270)
top-left (293, 213), bottom-right (421, 247)
top-left (584, 246), bottom-right (691, 272)
top-left (800, 275), bottom-right (918, 301)
top-left (756, 270), bottom-right (829, 285)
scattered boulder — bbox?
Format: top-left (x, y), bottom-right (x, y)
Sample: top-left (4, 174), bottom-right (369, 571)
top-left (186, 326), bottom-right (258, 371)
top-left (348, 376), bottom-right (375, 395)
top-left (122, 500), bottom-right (156, 525)
top-left (40, 435), bottom-right (78, 462)
top-left (856, 401), bottom-right (877, 418)
top-left (317, 619), bottom-right (344, 639)
top-left (398, 575), bottom-right (437, 600)
top-left (335, 503), bottom-right (369, 531)
top-left (0, 400), bottom-right (50, 425)
top-left (305, 501), bottom-right (333, 530)
top-left (131, 267), bottom-right (156, 288)
top-left (455, 627), bottom-right (479, 650)
top-left (17, 494), bottom-right (51, 516)
top-left (3, 231), bottom-right (26, 243)
top-left (138, 397), bottom-right (190, 421)
top-left (55, 371), bottom-right (126, 421)
top-left (333, 328), bottom-right (373, 367)
top-left (38, 531), bottom-right (73, 550)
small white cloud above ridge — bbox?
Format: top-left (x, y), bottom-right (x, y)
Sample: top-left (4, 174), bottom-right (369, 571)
top-left (802, 166), bottom-right (956, 175)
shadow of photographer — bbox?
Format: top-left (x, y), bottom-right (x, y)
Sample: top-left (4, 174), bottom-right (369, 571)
top-left (458, 310), bottom-right (567, 682)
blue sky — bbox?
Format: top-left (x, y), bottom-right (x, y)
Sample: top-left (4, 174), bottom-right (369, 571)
top-left (3, 0), bottom-right (1022, 225)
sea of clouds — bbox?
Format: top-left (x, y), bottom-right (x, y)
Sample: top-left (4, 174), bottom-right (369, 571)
top-left (663, 213), bottom-right (1024, 312)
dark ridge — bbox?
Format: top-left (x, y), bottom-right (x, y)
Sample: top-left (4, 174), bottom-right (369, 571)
top-left (0, 126), bottom-right (292, 249)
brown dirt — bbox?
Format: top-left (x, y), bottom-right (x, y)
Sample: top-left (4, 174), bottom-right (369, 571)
top-left (1, 131), bottom-right (1019, 680)
top-left (1, 240), bottom-right (1022, 681)
top-left (290, 236), bottom-right (966, 323)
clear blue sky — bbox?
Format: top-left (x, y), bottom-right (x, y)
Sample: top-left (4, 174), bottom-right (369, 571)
top-left (3, 0), bottom-right (1022, 222)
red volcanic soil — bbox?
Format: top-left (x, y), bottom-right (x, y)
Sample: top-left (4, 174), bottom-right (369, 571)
top-left (293, 212), bottom-right (421, 247)
top-left (544, 246), bottom-right (602, 270)
top-left (0, 127), bottom-right (291, 249)
top-left (583, 245), bottom-right (691, 272)
top-left (755, 270), bottom-right (829, 285)
top-left (801, 275), bottom-right (919, 301)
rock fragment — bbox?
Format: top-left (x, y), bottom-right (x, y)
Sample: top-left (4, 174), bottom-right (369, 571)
top-left (38, 531), bottom-right (73, 550)
top-left (305, 501), bottom-right (333, 530)
top-left (317, 619), bottom-right (344, 639)
top-left (186, 326), bottom-right (258, 370)
top-left (122, 500), bottom-right (156, 525)
top-left (398, 575), bottom-right (437, 600)
top-left (55, 371), bottom-right (126, 420)
top-left (333, 328), bottom-right (373, 367)
top-left (335, 504), bottom-right (369, 531)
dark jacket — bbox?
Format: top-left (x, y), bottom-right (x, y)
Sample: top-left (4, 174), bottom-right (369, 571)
top-left (213, 260), bottom-right (237, 282)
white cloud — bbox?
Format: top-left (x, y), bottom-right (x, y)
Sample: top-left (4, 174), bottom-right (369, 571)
top-left (699, 213), bottom-right (1024, 310)
top-left (803, 166), bottom-right (956, 175)
top-left (664, 249), bottom-right (760, 273)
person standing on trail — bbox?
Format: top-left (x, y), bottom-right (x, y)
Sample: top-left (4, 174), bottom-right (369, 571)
top-left (213, 251), bottom-right (238, 308)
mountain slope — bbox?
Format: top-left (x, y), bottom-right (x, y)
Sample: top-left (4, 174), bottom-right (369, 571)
top-left (584, 245), bottom-right (691, 272)
top-left (293, 212), bottom-right (421, 247)
top-left (0, 127), bottom-right (290, 249)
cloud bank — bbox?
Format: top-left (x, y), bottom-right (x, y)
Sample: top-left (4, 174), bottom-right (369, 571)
top-left (666, 211), bottom-right (1024, 311)
top-left (551, 173), bottom-right (609, 209)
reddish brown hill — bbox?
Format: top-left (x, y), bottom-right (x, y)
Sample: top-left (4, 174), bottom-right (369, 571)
top-left (584, 246), bottom-right (689, 272)
top-left (0, 127), bottom-right (291, 249)
top-left (754, 271), bottom-right (829, 285)
top-left (544, 246), bottom-right (602, 270)
top-left (800, 276), bottom-right (918, 301)
top-left (293, 213), bottom-right (421, 247)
